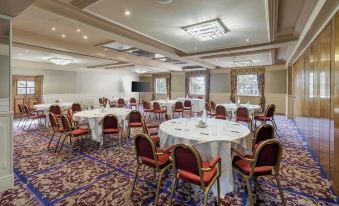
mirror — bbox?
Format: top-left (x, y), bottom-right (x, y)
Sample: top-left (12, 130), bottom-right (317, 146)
top-left (0, 18), bottom-right (10, 111)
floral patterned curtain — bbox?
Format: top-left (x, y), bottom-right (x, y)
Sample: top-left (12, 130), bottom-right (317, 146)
top-left (152, 73), bottom-right (171, 100)
top-left (185, 71), bottom-right (210, 102)
top-left (230, 68), bottom-right (265, 109)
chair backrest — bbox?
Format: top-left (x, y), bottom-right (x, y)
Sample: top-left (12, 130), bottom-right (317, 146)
top-left (236, 106), bottom-right (249, 119)
top-left (153, 102), bottom-right (161, 110)
top-left (118, 98), bottom-right (125, 106)
top-left (210, 101), bottom-right (216, 111)
top-left (253, 124), bottom-right (274, 146)
top-left (174, 101), bottom-right (183, 110)
top-left (18, 104), bottom-right (23, 114)
top-left (265, 104), bottom-right (275, 118)
top-left (99, 97), bottom-right (104, 105)
top-left (61, 115), bottom-right (72, 132)
top-left (215, 105), bottom-right (227, 116)
top-left (72, 103), bottom-right (82, 113)
top-left (141, 118), bottom-right (149, 135)
top-left (102, 114), bottom-right (119, 130)
top-left (184, 100), bottom-right (192, 107)
top-left (67, 108), bottom-right (73, 119)
top-left (130, 97), bottom-right (137, 104)
top-left (165, 114), bottom-right (172, 121)
top-left (205, 102), bottom-right (211, 112)
top-left (253, 139), bottom-right (282, 170)
top-left (49, 112), bottom-right (59, 132)
top-left (143, 101), bottom-right (151, 109)
top-left (32, 101), bottom-right (39, 106)
top-left (134, 133), bottom-right (156, 161)
top-left (23, 105), bottom-right (31, 115)
top-left (172, 144), bottom-right (204, 186)
top-left (50, 104), bottom-right (61, 115)
top-left (128, 110), bottom-right (142, 123)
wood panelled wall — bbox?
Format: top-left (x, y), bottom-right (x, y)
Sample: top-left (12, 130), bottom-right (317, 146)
top-left (292, 12), bottom-right (339, 193)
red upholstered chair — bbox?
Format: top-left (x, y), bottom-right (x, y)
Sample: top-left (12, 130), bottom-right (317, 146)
top-left (254, 104), bottom-right (277, 132)
top-left (172, 101), bottom-right (184, 118)
top-left (49, 104), bottom-right (62, 118)
top-left (141, 118), bottom-right (160, 146)
top-left (127, 110), bottom-right (143, 138)
top-left (205, 102), bottom-right (215, 117)
top-left (22, 104), bottom-right (46, 130)
top-left (236, 106), bottom-right (252, 130)
top-left (169, 144), bottom-right (221, 206)
top-left (58, 115), bottom-right (90, 154)
top-left (197, 96), bottom-right (203, 99)
top-left (130, 97), bottom-right (138, 110)
top-left (143, 100), bottom-right (154, 117)
top-left (130, 133), bottom-right (174, 205)
top-left (101, 114), bottom-right (122, 147)
top-left (183, 100), bottom-right (193, 117)
top-left (215, 105), bottom-right (228, 120)
top-left (153, 102), bottom-right (167, 120)
top-left (17, 104), bottom-right (26, 128)
top-left (99, 97), bottom-right (105, 107)
top-left (232, 139), bottom-right (286, 206)
top-left (48, 112), bottom-right (64, 152)
top-left (72, 103), bottom-right (82, 113)
top-left (118, 98), bottom-right (126, 108)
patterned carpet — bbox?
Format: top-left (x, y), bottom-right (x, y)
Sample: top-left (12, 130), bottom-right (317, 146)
top-left (1, 116), bottom-right (339, 206)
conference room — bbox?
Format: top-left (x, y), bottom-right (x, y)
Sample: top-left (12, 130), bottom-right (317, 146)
top-left (0, 0), bottom-right (339, 205)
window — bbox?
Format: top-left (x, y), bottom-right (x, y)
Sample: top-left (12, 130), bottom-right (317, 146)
top-left (155, 78), bottom-right (167, 94)
top-left (237, 74), bottom-right (259, 96)
top-left (190, 76), bottom-right (205, 95)
top-left (17, 80), bottom-right (35, 95)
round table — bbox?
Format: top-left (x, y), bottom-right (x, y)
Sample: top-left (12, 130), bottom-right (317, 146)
top-left (33, 102), bottom-right (73, 125)
top-left (158, 118), bottom-right (251, 196)
top-left (73, 108), bottom-right (131, 144)
top-left (219, 103), bottom-right (261, 115)
top-left (177, 98), bottom-right (205, 113)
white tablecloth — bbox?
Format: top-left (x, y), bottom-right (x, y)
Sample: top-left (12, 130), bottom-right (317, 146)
top-left (219, 103), bottom-right (261, 116)
top-left (159, 118), bottom-right (251, 196)
top-left (33, 102), bottom-right (73, 111)
top-left (177, 98), bottom-right (205, 113)
top-left (73, 108), bottom-right (131, 144)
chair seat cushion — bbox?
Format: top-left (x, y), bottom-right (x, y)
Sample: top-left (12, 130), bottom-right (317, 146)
top-left (103, 128), bottom-right (120, 134)
top-left (174, 109), bottom-right (184, 112)
top-left (155, 109), bottom-right (166, 113)
top-left (144, 109), bottom-right (153, 112)
top-left (129, 122), bottom-right (142, 127)
top-left (254, 113), bottom-right (271, 121)
top-left (141, 153), bottom-right (171, 168)
top-left (208, 112), bottom-right (216, 116)
top-left (216, 115), bottom-right (227, 120)
top-left (178, 161), bottom-right (217, 186)
top-left (71, 129), bottom-right (89, 137)
top-left (233, 158), bottom-right (272, 176)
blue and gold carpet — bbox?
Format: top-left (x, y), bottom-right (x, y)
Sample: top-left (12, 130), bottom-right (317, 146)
top-left (0, 116), bottom-right (338, 205)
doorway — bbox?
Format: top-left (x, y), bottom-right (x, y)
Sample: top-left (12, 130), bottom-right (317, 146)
top-left (12, 75), bottom-right (43, 115)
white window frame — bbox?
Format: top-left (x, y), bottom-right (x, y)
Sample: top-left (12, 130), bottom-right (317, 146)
top-left (155, 78), bottom-right (167, 94)
top-left (190, 76), bottom-right (205, 95)
top-left (237, 74), bottom-right (259, 97)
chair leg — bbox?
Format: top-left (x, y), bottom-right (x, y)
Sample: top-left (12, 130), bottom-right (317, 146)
top-left (203, 189), bottom-right (209, 206)
top-left (130, 163), bottom-right (140, 197)
top-left (48, 131), bottom-right (56, 149)
top-left (155, 166), bottom-right (169, 205)
top-left (272, 118), bottom-right (278, 134)
top-left (169, 176), bottom-right (178, 206)
top-left (275, 175), bottom-right (286, 206)
top-left (58, 135), bottom-right (68, 154)
top-left (55, 134), bottom-right (63, 153)
top-left (216, 178), bottom-right (220, 206)
top-left (118, 131), bottom-right (122, 147)
top-left (245, 177), bottom-right (254, 206)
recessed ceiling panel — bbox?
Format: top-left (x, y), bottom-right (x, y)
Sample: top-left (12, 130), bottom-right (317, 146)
top-left (84, 0), bottom-right (269, 53)
top-left (205, 51), bottom-right (272, 68)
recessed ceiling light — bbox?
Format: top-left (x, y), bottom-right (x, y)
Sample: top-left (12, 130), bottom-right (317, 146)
top-left (77, 28), bottom-right (81, 32)
top-left (124, 10), bottom-right (131, 16)
top-left (49, 57), bottom-right (73, 65)
top-left (61, 34), bottom-right (66, 38)
top-left (104, 48), bottom-right (108, 51)
top-left (51, 27), bottom-right (56, 31)
top-left (83, 35), bottom-right (88, 39)
top-left (25, 50), bottom-right (29, 53)
top-left (246, 38), bottom-right (250, 42)
top-left (183, 18), bottom-right (229, 41)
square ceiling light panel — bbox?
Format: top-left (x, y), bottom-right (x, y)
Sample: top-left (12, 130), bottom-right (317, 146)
top-left (101, 41), bottom-right (133, 51)
top-left (182, 18), bottom-right (229, 41)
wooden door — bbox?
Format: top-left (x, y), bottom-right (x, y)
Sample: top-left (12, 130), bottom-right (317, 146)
top-left (12, 75), bottom-right (43, 115)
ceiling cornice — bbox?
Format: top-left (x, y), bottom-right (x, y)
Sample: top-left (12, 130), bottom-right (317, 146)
top-left (268, 0), bottom-right (278, 41)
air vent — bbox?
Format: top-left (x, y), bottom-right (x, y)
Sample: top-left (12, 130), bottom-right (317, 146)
top-left (70, 0), bottom-right (99, 9)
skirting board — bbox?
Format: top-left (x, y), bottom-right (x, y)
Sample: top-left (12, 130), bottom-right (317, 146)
top-left (0, 174), bottom-right (14, 193)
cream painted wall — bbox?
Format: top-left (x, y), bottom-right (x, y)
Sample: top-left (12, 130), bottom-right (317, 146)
top-left (141, 65), bottom-right (287, 114)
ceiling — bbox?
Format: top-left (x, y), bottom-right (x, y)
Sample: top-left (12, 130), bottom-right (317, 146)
top-left (84, 0), bottom-right (269, 53)
top-left (9, 0), bottom-right (323, 73)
